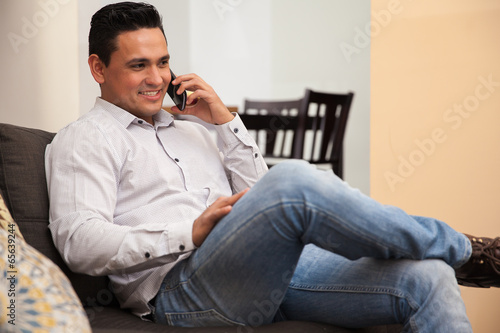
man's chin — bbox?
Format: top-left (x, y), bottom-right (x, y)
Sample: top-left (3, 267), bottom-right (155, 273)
top-left (142, 100), bottom-right (164, 112)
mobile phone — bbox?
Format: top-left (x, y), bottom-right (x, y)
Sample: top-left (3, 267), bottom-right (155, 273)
top-left (167, 69), bottom-right (187, 111)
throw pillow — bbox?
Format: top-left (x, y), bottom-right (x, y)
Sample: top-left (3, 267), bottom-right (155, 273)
top-left (0, 194), bottom-right (91, 332)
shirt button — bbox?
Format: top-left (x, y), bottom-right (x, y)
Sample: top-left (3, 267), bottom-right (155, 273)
top-left (233, 128), bottom-right (239, 133)
top-left (138, 120), bottom-right (143, 124)
top-left (179, 244), bottom-right (185, 251)
top-left (174, 158), bottom-right (180, 162)
top-left (145, 252), bottom-right (151, 258)
top-left (254, 153), bottom-right (258, 158)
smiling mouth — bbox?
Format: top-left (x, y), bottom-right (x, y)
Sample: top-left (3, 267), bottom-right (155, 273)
top-left (139, 90), bottom-right (161, 96)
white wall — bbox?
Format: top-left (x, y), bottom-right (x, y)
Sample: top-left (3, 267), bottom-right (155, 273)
top-left (269, 0), bottom-right (370, 193)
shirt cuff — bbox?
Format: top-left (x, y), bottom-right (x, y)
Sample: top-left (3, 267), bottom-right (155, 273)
top-left (166, 220), bottom-right (197, 254)
top-left (214, 113), bottom-right (253, 147)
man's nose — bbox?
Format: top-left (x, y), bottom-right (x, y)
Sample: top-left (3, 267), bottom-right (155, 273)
top-left (146, 66), bottom-right (163, 86)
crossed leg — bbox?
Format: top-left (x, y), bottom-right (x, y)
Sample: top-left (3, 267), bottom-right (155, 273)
top-left (154, 160), bottom-right (471, 332)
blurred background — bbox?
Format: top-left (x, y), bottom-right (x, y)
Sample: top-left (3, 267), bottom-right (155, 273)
top-left (0, 0), bottom-right (370, 193)
top-left (1, 0), bottom-right (500, 331)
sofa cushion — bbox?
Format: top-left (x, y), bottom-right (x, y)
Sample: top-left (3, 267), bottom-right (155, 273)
top-left (0, 123), bottom-right (114, 309)
top-left (0, 194), bottom-right (92, 332)
top-left (89, 306), bottom-right (402, 333)
top-left (90, 306), bottom-right (357, 333)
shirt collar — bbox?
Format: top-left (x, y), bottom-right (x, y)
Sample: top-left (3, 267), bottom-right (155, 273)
top-left (94, 97), bottom-right (175, 129)
top-left (152, 109), bottom-right (175, 129)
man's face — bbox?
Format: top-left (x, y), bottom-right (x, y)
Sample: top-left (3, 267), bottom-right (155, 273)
top-left (99, 28), bottom-right (171, 124)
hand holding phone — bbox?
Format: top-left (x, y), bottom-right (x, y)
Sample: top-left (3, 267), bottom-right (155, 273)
top-left (167, 69), bottom-right (187, 111)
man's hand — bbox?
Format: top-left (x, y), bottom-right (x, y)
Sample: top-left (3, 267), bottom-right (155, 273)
top-left (169, 73), bottom-right (234, 125)
top-left (192, 188), bottom-right (249, 247)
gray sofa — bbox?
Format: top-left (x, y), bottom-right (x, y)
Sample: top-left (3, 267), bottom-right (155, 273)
top-left (0, 123), bottom-right (402, 332)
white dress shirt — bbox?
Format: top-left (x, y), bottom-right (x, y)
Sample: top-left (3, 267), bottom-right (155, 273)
top-left (45, 98), bottom-right (268, 317)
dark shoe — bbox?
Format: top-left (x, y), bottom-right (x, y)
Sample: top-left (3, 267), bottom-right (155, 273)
top-left (455, 234), bottom-right (500, 288)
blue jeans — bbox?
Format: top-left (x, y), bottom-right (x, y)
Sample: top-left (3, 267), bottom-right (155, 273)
top-left (153, 160), bottom-right (472, 332)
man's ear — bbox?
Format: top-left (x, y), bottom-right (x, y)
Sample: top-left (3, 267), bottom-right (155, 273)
top-left (88, 54), bottom-right (106, 84)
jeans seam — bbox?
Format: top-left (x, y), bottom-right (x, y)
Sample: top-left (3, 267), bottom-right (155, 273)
top-left (161, 280), bottom-right (188, 293)
top-left (164, 309), bottom-right (245, 327)
top-left (289, 282), bottom-right (421, 330)
top-left (290, 282), bottom-right (421, 306)
top-left (289, 283), bottom-right (406, 298)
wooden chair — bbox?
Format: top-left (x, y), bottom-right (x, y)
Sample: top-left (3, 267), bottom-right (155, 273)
top-left (241, 90), bottom-right (353, 178)
top-left (240, 99), bottom-right (303, 167)
top-left (293, 89), bottom-right (354, 178)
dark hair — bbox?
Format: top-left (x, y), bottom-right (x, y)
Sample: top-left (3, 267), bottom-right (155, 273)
top-left (89, 2), bottom-right (166, 66)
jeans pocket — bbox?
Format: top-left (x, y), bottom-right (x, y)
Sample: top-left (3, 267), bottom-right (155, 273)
top-left (164, 309), bottom-right (243, 327)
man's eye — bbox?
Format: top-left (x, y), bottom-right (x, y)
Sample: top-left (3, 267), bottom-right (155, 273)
top-left (159, 60), bottom-right (169, 67)
top-left (131, 64), bottom-right (145, 69)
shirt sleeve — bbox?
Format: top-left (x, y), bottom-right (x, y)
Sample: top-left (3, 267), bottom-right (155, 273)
top-left (214, 113), bottom-right (269, 192)
top-left (45, 121), bottom-right (196, 277)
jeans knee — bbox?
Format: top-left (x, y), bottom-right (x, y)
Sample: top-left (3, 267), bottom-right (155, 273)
top-left (255, 159), bottom-right (348, 213)
top-left (264, 160), bottom-right (319, 192)
top-left (404, 259), bottom-right (460, 306)
top-left (268, 160), bottom-right (312, 176)
top-left (410, 259), bottom-right (455, 287)
top-left (397, 260), bottom-right (469, 331)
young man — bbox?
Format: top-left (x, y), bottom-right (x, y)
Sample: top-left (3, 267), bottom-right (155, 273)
top-left (45, 2), bottom-right (500, 332)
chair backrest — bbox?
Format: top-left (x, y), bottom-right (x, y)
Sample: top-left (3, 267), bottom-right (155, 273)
top-left (294, 89), bottom-right (354, 178)
top-left (240, 99), bottom-right (302, 162)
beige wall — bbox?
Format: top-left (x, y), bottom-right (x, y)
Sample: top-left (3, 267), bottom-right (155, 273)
top-left (371, 0), bottom-right (500, 331)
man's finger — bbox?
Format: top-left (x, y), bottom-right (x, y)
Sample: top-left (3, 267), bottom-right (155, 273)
top-left (230, 188), bottom-right (250, 203)
top-left (212, 188), bottom-right (249, 208)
